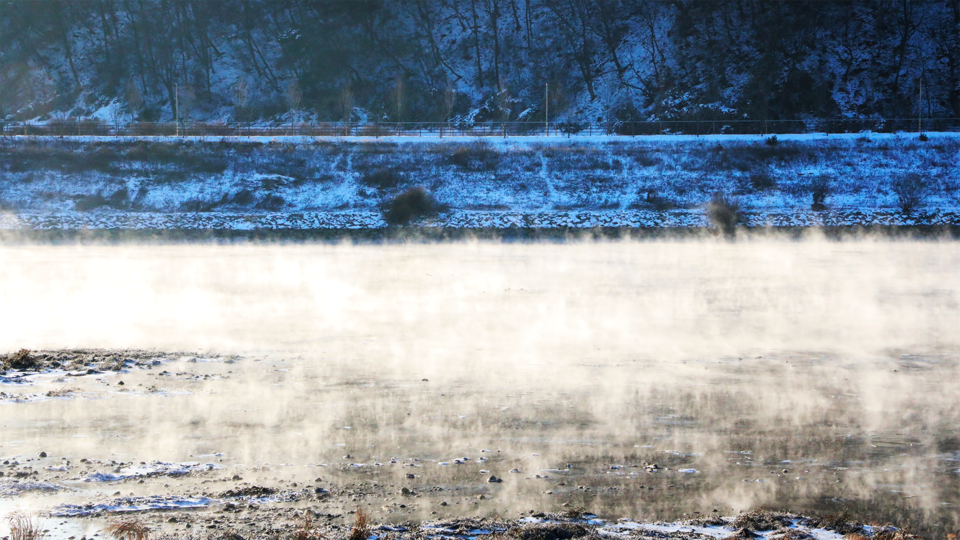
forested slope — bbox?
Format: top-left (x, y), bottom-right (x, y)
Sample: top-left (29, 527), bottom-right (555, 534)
top-left (2, 0), bottom-right (959, 126)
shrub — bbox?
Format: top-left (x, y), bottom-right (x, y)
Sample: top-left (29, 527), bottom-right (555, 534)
top-left (706, 192), bottom-right (742, 237)
top-left (750, 171), bottom-right (776, 191)
top-left (764, 135), bottom-right (778, 146)
top-left (919, 133), bottom-right (928, 142)
top-left (638, 189), bottom-right (675, 210)
top-left (892, 173), bottom-right (927, 213)
top-left (810, 175), bottom-right (830, 211)
top-left (448, 141), bottom-right (499, 171)
top-left (108, 188), bottom-right (129, 209)
top-left (255, 194), bottom-right (286, 211)
top-left (381, 187), bottom-right (445, 226)
top-left (106, 518), bottom-right (150, 540)
top-left (4, 511), bottom-right (45, 540)
top-left (75, 194), bottom-right (109, 212)
top-left (361, 168), bottom-right (402, 190)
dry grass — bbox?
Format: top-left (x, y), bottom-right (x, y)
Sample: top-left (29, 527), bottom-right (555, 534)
top-left (347, 507), bottom-right (370, 540)
top-left (4, 511), bottom-right (45, 540)
top-left (105, 518), bottom-right (150, 540)
top-left (561, 506), bottom-right (589, 519)
top-left (292, 516), bottom-right (326, 540)
top-left (869, 529), bottom-right (923, 540)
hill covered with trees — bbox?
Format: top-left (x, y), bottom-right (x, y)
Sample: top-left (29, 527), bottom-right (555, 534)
top-left (2, 0), bottom-right (958, 126)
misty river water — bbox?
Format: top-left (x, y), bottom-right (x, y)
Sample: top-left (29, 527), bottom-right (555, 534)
top-left (1, 236), bottom-right (958, 536)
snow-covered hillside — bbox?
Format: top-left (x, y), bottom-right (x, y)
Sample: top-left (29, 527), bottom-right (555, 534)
top-left (4, 1), bottom-right (959, 126)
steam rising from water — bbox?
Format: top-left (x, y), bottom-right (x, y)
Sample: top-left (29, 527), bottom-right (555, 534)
top-left (1, 236), bottom-right (959, 529)
top-left (1, 237), bottom-right (957, 361)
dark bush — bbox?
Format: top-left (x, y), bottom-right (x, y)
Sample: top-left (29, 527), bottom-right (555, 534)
top-left (892, 173), bottom-right (927, 213)
top-left (636, 189), bottom-right (675, 210)
top-left (361, 168), bottom-right (402, 190)
top-left (706, 143), bottom-right (806, 172)
top-left (810, 175), bottom-right (830, 210)
top-left (381, 187), bottom-right (445, 226)
top-left (178, 199), bottom-right (217, 212)
top-left (228, 189), bottom-right (256, 206)
top-left (75, 194), bottom-right (109, 211)
top-left (919, 133), bottom-right (928, 142)
top-left (706, 192), bottom-right (742, 237)
top-left (750, 171), bottom-right (776, 191)
top-left (255, 194), bottom-right (286, 211)
top-left (107, 187), bottom-right (129, 209)
top-left (765, 135), bottom-right (779, 146)
top-left (448, 142), bottom-right (499, 171)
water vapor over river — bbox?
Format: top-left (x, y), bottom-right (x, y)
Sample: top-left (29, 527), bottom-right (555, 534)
top-left (1, 237), bottom-right (958, 361)
top-left (1, 237), bottom-right (959, 533)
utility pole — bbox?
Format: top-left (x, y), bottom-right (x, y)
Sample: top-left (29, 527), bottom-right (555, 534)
top-left (545, 83), bottom-right (549, 136)
top-left (175, 83), bottom-right (180, 137)
top-left (918, 77), bottom-right (922, 133)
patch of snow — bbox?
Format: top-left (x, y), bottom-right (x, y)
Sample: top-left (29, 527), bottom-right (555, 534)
top-left (80, 461), bottom-right (222, 482)
top-left (50, 496), bottom-right (216, 516)
top-left (0, 480), bottom-right (66, 497)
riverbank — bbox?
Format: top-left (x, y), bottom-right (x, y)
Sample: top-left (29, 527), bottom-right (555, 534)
top-left (1, 134), bottom-right (958, 230)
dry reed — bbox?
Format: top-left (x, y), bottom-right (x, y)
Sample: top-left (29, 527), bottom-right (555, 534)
top-left (347, 507), bottom-right (370, 540)
top-left (105, 518), bottom-right (150, 540)
top-left (4, 511), bottom-right (45, 540)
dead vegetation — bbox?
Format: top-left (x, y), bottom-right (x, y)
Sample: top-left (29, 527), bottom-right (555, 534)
top-left (106, 518), bottom-right (151, 540)
top-left (292, 516), bottom-right (326, 540)
top-left (4, 511), bottom-right (46, 540)
top-left (707, 192), bottom-right (742, 238)
top-left (868, 528), bottom-right (924, 540)
top-left (44, 387), bottom-right (78, 397)
top-left (2, 349), bottom-right (38, 370)
top-left (347, 507), bottom-right (370, 540)
top-left (891, 173), bottom-right (927, 214)
top-left (381, 187), bottom-right (446, 226)
top-left (810, 175), bottom-right (830, 210)
top-left (448, 141), bottom-right (500, 171)
top-left (503, 523), bottom-right (594, 540)
top-left (807, 512), bottom-right (864, 536)
top-left (561, 506), bottom-right (589, 520)
top-left (731, 510), bottom-right (794, 532)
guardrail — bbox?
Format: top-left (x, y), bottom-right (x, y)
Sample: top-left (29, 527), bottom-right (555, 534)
top-left (2, 118), bottom-right (958, 137)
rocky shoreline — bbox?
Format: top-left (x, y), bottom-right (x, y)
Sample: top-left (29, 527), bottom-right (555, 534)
top-left (2, 209), bottom-right (960, 232)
